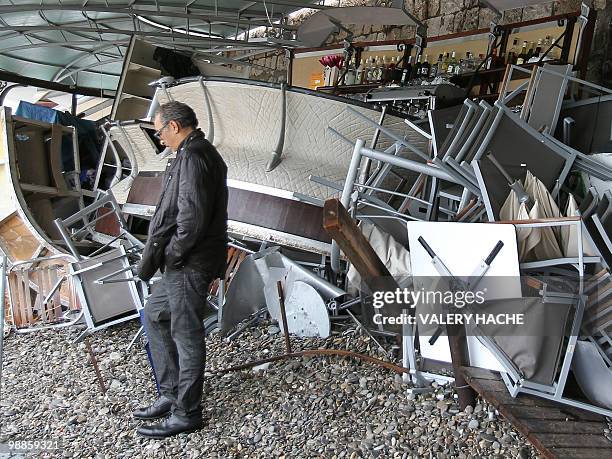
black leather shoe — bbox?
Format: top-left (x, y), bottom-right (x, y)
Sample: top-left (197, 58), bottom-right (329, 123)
top-left (137, 414), bottom-right (203, 439)
top-left (133, 396), bottom-right (173, 420)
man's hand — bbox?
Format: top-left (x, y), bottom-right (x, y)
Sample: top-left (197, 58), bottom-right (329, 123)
top-left (138, 258), bottom-right (157, 282)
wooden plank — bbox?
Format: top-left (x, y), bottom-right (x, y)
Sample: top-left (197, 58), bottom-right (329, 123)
top-left (462, 367), bottom-right (605, 420)
top-left (126, 173), bottom-right (163, 206)
top-left (32, 268), bottom-right (44, 322)
top-left (460, 366), bottom-right (504, 381)
top-left (49, 124), bottom-right (67, 192)
top-left (13, 270), bottom-right (27, 327)
top-left (519, 419), bottom-right (605, 435)
top-left (535, 433), bottom-right (612, 449)
top-left (322, 198), bottom-right (391, 285)
top-left (20, 269), bottom-right (34, 324)
top-left (48, 267), bottom-right (60, 322)
top-left (7, 274), bottom-right (23, 326)
top-left (94, 207), bottom-right (121, 237)
top-left (228, 188), bottom-right (330, 243)
top-left (20, 183), bottom-right (81, 197)
top-left (461, 365), bottom-right (611, 458)
top-left (468, 378), bottom-right (604, 421)
top-left (547, 448), bottom-right (612, 459)
top-left (511, 405), bottom-right (603, 422)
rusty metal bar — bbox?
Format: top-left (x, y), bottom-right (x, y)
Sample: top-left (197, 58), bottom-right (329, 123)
top-left (276, 280), bottom-right (292, 354)
top-left (85, 338), bottom-right (106, 394)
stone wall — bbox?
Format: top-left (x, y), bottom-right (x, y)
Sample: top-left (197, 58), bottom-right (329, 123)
top-left (243, 0), bottom-right (584, 83)
top-left (587, 0), bottom-right (612, 88)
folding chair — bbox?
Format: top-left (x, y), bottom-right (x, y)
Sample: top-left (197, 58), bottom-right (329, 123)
top-left (585, 190), bottom-right (612, 269)
top-left (521, 63), bottom-right (573, 135)
top-left (54, 191), bottom-right (144, 341)
top-left (473, 102), bottom-right (576, 221)
top-left (6, 254), bottom-right (82, 332)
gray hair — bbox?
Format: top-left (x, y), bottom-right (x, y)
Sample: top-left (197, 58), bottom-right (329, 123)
top-left (155, 101), bottom-right (198, 130)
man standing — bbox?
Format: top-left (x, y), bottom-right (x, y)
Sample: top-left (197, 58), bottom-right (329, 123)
top-left (135, 101), bottom-right (228, 438)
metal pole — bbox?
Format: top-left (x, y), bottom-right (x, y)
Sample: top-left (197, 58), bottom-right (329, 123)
top-left (331, 139), bottom-right (365, 273)
top-left (71, 93), bottom-right (77, 116)
top-left (359, 105), bottom-right (388, 186)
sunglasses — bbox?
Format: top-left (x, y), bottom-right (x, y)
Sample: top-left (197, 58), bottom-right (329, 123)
top-left (154, 121), bottom-right (171, 139)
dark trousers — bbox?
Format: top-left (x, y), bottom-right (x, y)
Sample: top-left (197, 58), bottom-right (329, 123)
top-left (144, 267), bottom-right (211, 421)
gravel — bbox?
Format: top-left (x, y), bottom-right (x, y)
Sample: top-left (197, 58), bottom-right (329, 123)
top-left (0, 320), bottom-right (538, 458)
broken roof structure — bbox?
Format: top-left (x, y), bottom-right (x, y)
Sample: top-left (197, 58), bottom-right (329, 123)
top-left (0, 1), bottom-right (611, 456)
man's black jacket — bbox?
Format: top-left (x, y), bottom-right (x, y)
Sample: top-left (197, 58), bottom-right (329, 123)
top-left (139, 129), bottom-right (228, 281)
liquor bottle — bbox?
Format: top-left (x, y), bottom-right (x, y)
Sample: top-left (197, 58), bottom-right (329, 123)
top-left (528, 39), bottom-right (542, 63)
top-left (516, 41), bottom-right (528, 65)
top-left (391, 56), bottom-right (401, 84)
top-left (459, 52), bottom-right (468, 73)
top-left (464, 52), bottom-right (475, 73)
top-left (506, 38), bottom-right (519, 65)
top-left (477, 53), bottom-right (485, 68)
top-left (420, 54), bottom-right (430, 79)
top-left (430, 54), bottom-right (442, 78)
top-left (401, 55), bottom-right (413, 86)
top-left (447, 51), bottom-right (457, 75)
top-left (364, 58), bottom-right (372, 83)
top-left (486, 47), bottom-right (498, 70)
top-left (440, 52), bottom-right (450, 74)
top-left (370, 56), bottom-right (378, 82)
top-left (550, 38), bottom-right (560, 60)
top-left (525, 42), bottom-right (535, 62)
top-left (344, 58), bottom-right (356, 85)
top-left (376, 57), bottom-right (384, 83)
top-left (355, 59), bottom-right (364, 84)
top-left (542, 35), bottom-right (552, 60)
top-left (382, 55), bottom-right (390, 83)
top-left (411, 54), bottom-right (421, 80)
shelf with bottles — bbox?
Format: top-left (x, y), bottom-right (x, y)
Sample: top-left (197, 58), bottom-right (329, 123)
top-left (316, 50), bottom-right (478, 95)
top-left (294, 8), bottom-right (592, 102)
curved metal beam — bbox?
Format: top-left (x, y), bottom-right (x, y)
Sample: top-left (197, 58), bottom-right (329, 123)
top-left (54, 58), bottom-right (123, 83)
top-left (0, 5), bottom-right (291, 29)
top-left (52, 42), bottom-right (126, 82)
top-left (0, 30), bottom-right (124, 58)
top-left (0, 39), bottom-right (128, 54)
top-left (0, 25), bottom-right (281, 47)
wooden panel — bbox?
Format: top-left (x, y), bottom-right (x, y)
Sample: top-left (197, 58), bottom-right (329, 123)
top-left (49, 124), bottom-right (67, 192)
top-left (13, 127), bottom-right (50, 186)
top-left (461, 366), bottom-right (612, 459)
top-left (126, 173), bottom-right (163, 206)
top-left (126, 174), bottom-right (331, 243)
top-left (95, 207), bottom-right (121, 237)
top-left (0, 213), bottom-right (41, 261)
top-left (228, 188), bottom-right (330, 243)
top-left (32, 268), bottom-right (44, 321)
top-left (7, 273), bottom-right (23, 326)
top-left (519, 419), bottom-right (604, 435)
top-left (547, 448), bottom-right (612, 459)
top-left (534, 433), bottom-right (612, 449)
top-left (47, 267), bottom-right (60, 322)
